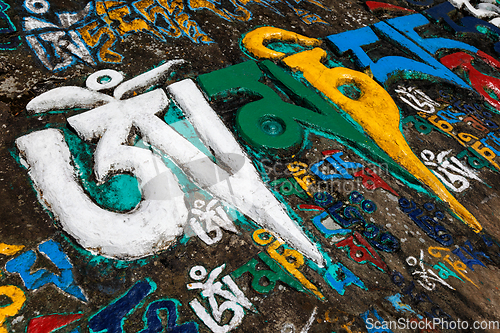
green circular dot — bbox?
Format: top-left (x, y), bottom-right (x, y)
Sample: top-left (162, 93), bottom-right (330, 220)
top-left (261, 118), bottom-right (284, 136)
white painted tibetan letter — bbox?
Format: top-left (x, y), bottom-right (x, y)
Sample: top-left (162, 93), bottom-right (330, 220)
top-left (16, 129), bottom-right (187, 259)
top-left (18, 61), bottom-right (325, 266)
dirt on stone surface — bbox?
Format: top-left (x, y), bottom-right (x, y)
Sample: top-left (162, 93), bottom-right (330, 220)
top-left (1, 0), bottom-right (500, 332)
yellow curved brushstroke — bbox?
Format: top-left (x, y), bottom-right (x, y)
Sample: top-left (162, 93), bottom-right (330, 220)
top-left (0, 244), bottom-right (24, 256)
top-left (242, 26), bottom-right (321, 60)
top-left (0, 286), bottom-right (25, 333)
top-left (279, 47), bottom-right (481, 233)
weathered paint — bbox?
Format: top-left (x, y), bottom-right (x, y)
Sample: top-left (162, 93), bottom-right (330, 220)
top-left (323, 263), bottom-right (367, 296)
top-left (386, 14), bottom-right (478, 56)
top-left (0, 0), bottom-right (21, 50)
top-left (366, 1), bottom-right (416, 13)
top-left (0, 243), bottom-right (24, 256)
top-left (140, 299), bottom-right (198, 332)
top-left (169, 79), bottom-right (324, 265)
top-left (5, 0), bottom-right (500, 331)
top-left (188, 264), bottom-right (253, 332)
top-left (232, 251), bottom-right (315, 295)
top-left (386, 293), bottom-right (420, 317)
top-left (441, 51), bottom-right (500, 112)
top-left (0, 286), bottom-right (26, 333)
top-left (335, 231), bottom-right (388, 272)
top-left (361, 308), bottom-right (394, 333)
top-left (425, 1), bottom-right (500, 55)
top-left (326, 22), bottom-right (471, 89)
top-left (5, 240), bottom-right (87, 301)
top-left (23, 0), bottom-right (331, 70)
top-left (26, 313), bottom-right (84, 333)
top-left (19, 62), bottom-right (325, 265)
top-left (428, 246), bottom-right (479, 287)
top-left (199, 58), bottom-right (435, 196)
top-left (241, 27), bottom-right (321, 60)
top-left (253, 229), bottom-right (325, 300)
top-left (449, 0), bottom-right (500, 27)
top-left (89, 279), bottom-right (155, 333)
top-left (281, 45), bottom-right (482, 232)
top-left (398, 198), bottom-right (453, 246)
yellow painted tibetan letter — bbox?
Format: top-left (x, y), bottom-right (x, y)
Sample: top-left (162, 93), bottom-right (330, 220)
top-left (282, 47), bottom-right (481, 232)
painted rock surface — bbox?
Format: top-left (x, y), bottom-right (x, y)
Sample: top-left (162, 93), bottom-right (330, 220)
top-left (1, 0), bottom-right (500, 332)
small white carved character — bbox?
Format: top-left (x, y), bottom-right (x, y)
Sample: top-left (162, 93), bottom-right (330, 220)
top-left (189, 199), bottom-right (238, 245)
top-left (421, 149), bottom-right (483, 192)
top-left (406, 250), bottom-right (454, 291)
top-left (188, 265), bottom-right (254, 333)
top-left (395, 86), bottom-right (440, 113)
